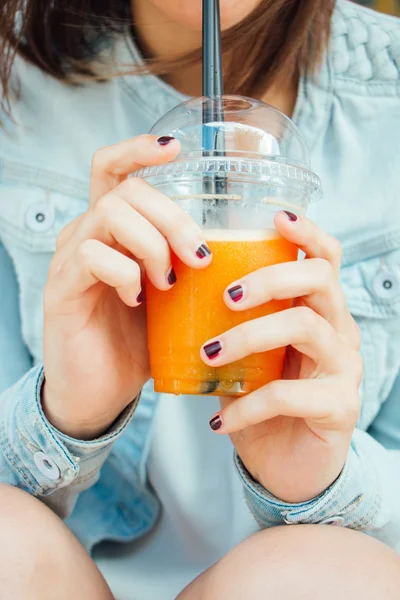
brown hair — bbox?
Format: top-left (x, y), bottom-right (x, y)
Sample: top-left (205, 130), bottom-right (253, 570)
top-left (0, 0), bottom-right (335, 112)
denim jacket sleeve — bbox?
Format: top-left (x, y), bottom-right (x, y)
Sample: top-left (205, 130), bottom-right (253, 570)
top-left (235, 3), bottom-right (400, 548)
top-left (236, 374), bottom-right (400, 548)
top-left (0, 239), bottom-right (138, 518)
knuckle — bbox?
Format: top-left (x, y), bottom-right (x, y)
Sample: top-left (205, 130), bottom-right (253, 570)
top-left (120, 175), bottom-right (143, 195)
top-left (95, 193), bottom-right (116, 220)
top-left (91, 146), bottom-right (109, 172)
top-left (237, 321), bottom-right (258, 354)
top-left (149, 238), bottom-right (171, 268)
top-left (266, 380), bottom-right (284, 406)
top-left (170, 209), bottom-right (197, 236)
top-left (231, 396), bottom-right (260, 430)
top-left (76, 239), bottom-right (98, 267)
top-left (295, 306), bottom-right (320, 336)
top-left (313, 258), bottom-right (334, 289)
top-left (327, 236), bottom-right (343, 264)
top-left (128, 259), bottom-right (141, 281)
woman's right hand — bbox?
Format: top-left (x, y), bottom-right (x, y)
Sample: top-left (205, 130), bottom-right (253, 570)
top-left (42, 135), bottom-right (212, 439)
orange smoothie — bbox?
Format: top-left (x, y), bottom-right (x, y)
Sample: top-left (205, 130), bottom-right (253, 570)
top-left (146, 230), bottom-right (298, 396)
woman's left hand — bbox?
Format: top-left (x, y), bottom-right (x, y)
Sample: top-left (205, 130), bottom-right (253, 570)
top-left (201, 211), bottom-right (363, 504)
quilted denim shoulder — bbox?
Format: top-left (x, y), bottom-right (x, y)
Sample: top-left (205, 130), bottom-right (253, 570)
top-left (332, 1), bottom-right (400, 83)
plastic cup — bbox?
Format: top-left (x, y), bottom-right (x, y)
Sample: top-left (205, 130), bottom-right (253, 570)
top-left (132, 96), bottom-right (322, 396)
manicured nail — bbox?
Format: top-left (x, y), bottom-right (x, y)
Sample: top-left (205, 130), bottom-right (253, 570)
top-left (227, 284), bottom-right (244, 303)
top-left (136, 289), bottom-right (144, 304)
top-left (196, 243), bottom-right (212, 259)
top-left (157, 136), bottom-right (175, 146)
top-left (203, 340), bottom-right (222, 360)
top-left (284, 210), bottom-right (298, 222)
top-left (209, 415), bottom-right (222, 431)
top-left (167, 268), bottom-right (177, 285)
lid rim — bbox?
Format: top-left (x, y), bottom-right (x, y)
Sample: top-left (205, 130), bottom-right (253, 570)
top-left (169, 152), bottom-right (310, 170)
top-left (132, 157), bottom-right (322, 190)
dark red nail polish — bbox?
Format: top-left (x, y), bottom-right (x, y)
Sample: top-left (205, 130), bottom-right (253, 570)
top-left (136, 289), bottom-right (144, 304)
top-left (196, 243), bottom-right (212, 259)
top-left (203, 341), bottom-right (222, 360)
top-left (284, 210), bottom-right (298, 222)
top-left (167, 268), bottom-right (177, 285)
top-left (209, 415), bottom-right (222, 431)
top-left (157, 136), bottom-right (175, 146)
top-left (227, 284), bottom-right (244, 303)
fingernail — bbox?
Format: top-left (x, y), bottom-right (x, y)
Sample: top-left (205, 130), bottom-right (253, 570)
top-left (167, 268), bottom-right (177, 285)
top-left (227, 284), bottom-right (244, 303)
top-left (283, 210), bottom-right (298, 222)
top-left (203, 340), bottom-right (222, 360)
top-left (196, 243), bottom-right (212, 259)
top-left (157, 136), bottom-right (175, 146)
top-left (136, 289), bottom-right (144, 304)
top-left (209, 415), bottom-right (222, 431)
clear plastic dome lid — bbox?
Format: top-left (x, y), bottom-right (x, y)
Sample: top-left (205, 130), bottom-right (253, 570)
top-left (150, 95), bottom-right (310, 165)
top-left (133, 95), bottom-right (322, 205)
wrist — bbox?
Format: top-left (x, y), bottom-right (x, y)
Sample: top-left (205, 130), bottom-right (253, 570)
top-left (258, 465), bottom-right (344, 504)
top-left (41, 381), bottom-right (141, 440)
top-left (242, 442), bottom-right (350, 504)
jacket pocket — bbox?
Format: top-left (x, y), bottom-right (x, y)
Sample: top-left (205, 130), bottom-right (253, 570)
top-left (340, 238), bottom-right (400, 429)
top-left (0, 183), bottom-right (87, 361)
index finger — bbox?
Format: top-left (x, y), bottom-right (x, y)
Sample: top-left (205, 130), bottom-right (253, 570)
top-left (90, 135), bottom-right (180, 206)
top-left (274, 211), bottom-right (342, 277)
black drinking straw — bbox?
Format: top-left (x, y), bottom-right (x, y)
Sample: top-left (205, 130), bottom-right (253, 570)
top-left (213, 0), bottom-right (224, 101)
top-left (202, 0), bottom-right (226, 199)
top-left (202, 0), bottom-right (223, 99)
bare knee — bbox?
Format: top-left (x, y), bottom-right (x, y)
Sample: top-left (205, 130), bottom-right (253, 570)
top-left (0, 484), bottom-right (112, 599)
top-left (179, 525), bottom-right (400, 600)
top-left (0, 484), bottom-right (57, 557)
top-left (0, 485), bottom-right (71, 580)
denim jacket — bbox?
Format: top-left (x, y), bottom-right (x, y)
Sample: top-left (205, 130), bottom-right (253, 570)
top-left (1, 1), bottom-right (400, 554)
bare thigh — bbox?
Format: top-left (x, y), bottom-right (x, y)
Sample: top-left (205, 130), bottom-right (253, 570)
top-left (0, 484), bottom-right (113, 600)
top-left (178, 525), bottom-right (400, 600)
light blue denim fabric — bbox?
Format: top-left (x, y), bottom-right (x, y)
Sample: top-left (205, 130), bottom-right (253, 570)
top-left (0, 1), bottom-right (400, 553)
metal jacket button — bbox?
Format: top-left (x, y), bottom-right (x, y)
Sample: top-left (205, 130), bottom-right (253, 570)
top-left (372, 271), bottom-right (400, 300)
top-left (25, 204), bottom-right (55, 233)
top-left (33, 452), bottom-right (61, 481)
